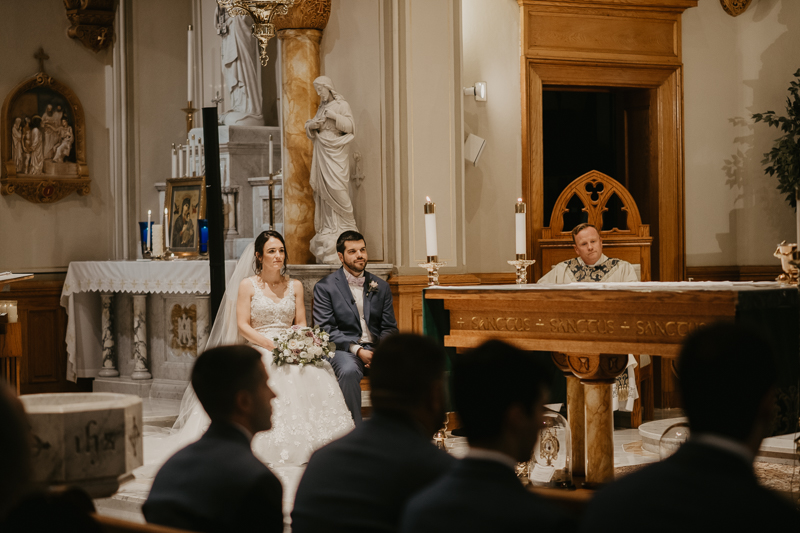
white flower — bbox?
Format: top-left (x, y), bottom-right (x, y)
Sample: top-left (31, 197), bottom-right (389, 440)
top-left (283, 349), bottom-right (291, 357)
top-left (370, 280), bottom-right (378, 291)
top-left (311, 345), bottom-right (322, 356)
top-left (288, 339), bottom-right (299, 350)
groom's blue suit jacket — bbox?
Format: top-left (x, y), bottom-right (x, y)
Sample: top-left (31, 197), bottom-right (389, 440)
top-left (313, 267), bottom-right (398, 350)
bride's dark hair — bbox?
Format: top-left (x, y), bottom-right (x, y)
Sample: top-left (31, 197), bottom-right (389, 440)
top-left (254, 230), bottom-right (288, 276)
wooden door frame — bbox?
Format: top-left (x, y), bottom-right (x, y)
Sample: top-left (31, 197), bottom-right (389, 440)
top-left (523, 62), bottom-right (685, 281)
top-left (518, 0), bottom-right (697, 282)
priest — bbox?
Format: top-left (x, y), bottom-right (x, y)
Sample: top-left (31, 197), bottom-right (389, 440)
top-left (538, 222), bottom-right (641, 412)
top-left (538, 223), bottom-right (638, 284)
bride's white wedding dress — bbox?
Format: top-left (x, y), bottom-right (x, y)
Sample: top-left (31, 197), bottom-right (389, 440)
top-left (138, 253), bottom-right (354, 524)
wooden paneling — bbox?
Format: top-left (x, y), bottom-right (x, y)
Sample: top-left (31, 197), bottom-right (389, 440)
top-left (524, 9), bottom-right (679, 64)
top-left (390, 274), bottom-right (506, 334)
top-left (6, 279), bottom-right (89, 394)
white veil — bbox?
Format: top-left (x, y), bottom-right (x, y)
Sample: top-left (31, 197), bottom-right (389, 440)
top-left (171, 242), bottom-right (256, 431)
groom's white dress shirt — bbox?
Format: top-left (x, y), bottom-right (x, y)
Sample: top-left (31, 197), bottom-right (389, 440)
top-left (345, 270), bottom-right (374, 355)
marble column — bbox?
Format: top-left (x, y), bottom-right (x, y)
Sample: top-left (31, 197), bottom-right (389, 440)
top-left (98, 293), bottom-right (119, 377)
top-left (566, 376), bottom-right (585, 477)
top-left (131, 294), bottom-right (152, 380)
top-left (274, 0), bottom-right (331, 265)
top-left (583, 381), bottom-right (614, 484)
top-left (277, 28), bottom-right (322, 265)
top-left (196, 295), bottom-right (210, 354)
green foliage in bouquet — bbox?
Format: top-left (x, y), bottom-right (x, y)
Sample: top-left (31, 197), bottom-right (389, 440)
top-left (752, 68), bottom-right (800, 209)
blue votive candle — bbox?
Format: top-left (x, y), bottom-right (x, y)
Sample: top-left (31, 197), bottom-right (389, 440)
top-left (199, 219), bottom-right (209, 254)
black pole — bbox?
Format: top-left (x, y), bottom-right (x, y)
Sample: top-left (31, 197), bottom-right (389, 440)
top-left (202, 107), bottom-right (226, 323)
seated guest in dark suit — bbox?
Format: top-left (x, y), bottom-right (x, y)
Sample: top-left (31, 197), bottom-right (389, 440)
top-left (143, 345), bottom-right (283, 533)
top-left (581, 323), bottom-right (800, 532)
top-left (401, 340), bottom-right (575, 533)
top-left (291, 333), bottom-right (455, 533)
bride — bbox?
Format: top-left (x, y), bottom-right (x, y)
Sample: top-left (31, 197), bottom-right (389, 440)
top-left (146, 230), bottom-right (354, 472)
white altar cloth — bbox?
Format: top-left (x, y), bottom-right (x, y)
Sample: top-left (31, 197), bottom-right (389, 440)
top-left (61, 260), bottom-right (236, 382)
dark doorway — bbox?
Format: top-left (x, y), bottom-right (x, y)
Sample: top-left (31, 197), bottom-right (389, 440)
top-left (542, 87), bottom-right (657, 278)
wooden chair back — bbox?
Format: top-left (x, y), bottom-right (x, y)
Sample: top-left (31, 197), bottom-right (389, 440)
top-left (539, 170), bottom-right (652, 281)
top-left (0, 322), bottom-right (22, 394)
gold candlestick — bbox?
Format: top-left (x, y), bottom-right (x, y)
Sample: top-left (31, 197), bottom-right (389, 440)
top-left (419, 256), bottom-right (447, 286)
top-left (508, 254), bottom-right (536, 285)
top-left (182, 100), bottom-right (197, 134)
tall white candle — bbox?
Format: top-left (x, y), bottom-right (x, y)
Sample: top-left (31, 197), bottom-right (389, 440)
top-left (152, 225), bottom-right (164, 257)
top-left (184, 144), bottom-right (189, 177)
top-left (171, 144), bottom-right (177, 178)
top-left (147, 210), bottom-right (152, 251)
top-left (187, 25), bottom-right (194, 103)
top-left (424, 196), bottom-right (438, 258)
top-left (269, 134), bottom-right (274, 174)
top-left (515, 198), bottom-right (526, 256)
top-left (165, 208), bottom-right (170, 249)
top-left (178, 144), bottom-right (184, 177)
top-left (199, 138), bottom-right (204, 175)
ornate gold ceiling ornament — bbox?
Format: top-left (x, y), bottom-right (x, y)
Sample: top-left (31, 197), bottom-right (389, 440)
top-left (720, 0), bottom-right (752, 17)
top-left (63, 0), bottom-right (116, 52)
top-left (1, 49), bottom-right (91, 204)
top-left (216, 0), bottom-right (297, 66)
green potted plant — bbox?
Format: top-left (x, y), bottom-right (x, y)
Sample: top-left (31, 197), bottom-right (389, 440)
top-left (752, 68), bottom-right (800, 208)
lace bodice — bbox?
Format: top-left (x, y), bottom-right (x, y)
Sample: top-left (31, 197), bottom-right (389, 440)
top-left (249, 277), bottom-right (296, 334)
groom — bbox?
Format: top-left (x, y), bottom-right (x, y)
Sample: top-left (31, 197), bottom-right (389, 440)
top-left (313, 231), bottom-right (398, 424)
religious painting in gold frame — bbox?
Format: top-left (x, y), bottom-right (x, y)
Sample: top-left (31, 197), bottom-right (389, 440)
top-left (1, 56), bottom-right (90, 203)
top-left (165, 176), bottom-right (206, 257)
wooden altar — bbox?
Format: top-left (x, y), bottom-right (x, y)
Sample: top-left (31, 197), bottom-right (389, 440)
top-left (423, 282), bottom-right (799, 483)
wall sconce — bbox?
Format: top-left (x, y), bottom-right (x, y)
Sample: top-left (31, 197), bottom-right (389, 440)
top-left (463, 82), bottom-right (487, 102)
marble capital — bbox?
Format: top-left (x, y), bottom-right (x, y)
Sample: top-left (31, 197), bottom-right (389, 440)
top-left (273, 0), bottom-right (331, 30)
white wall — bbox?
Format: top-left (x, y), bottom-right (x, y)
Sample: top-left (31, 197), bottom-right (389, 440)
top-left (683, 0), bottom-right (800, 266)
top-left (461, 0), bottom-right (521, 273)
top-left (0, 0), bottom-right (115, 272)
top-left (321, 0), bottom-right (388, 262)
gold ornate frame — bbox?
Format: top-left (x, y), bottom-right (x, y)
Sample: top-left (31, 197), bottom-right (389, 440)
top-left (165, 176), bottom-right (207, 258)
top-left (1, 71), bottom-right (90, 203)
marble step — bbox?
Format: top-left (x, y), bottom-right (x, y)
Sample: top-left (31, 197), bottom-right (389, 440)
top-left (639, 418), bottom-right (800, 465)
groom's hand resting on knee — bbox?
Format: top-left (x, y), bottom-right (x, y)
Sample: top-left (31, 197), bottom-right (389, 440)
top-left (357, 348), bottom-right (373, 368)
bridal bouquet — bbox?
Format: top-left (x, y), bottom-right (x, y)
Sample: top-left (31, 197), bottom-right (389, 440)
top-left (272, 325), bottom-right (336, 367)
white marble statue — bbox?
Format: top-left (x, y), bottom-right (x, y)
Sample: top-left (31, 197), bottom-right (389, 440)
top-left (305, 76), bottom-right (359, 264)
top-left (216, 6), bottom-right (264, 127)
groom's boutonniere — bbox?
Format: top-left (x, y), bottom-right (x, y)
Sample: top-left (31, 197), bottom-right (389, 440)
top-left (367, 280), bottom-right (379, 295)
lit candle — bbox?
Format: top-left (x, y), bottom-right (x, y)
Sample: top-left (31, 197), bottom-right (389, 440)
top-left (424, 196), bottom-right (438, 258)
top-left (515, 198), bottom-right (526, 256)
top-left (178, 144), bottom-right (184, 177)
top-left (269, 134), bottom-right (274, 174)
top-left (165, 208), bottom-right (170, 248)
top-left (171, 144), bottom-right (177, 178)
top-left (187, 24), bottom-right (194, 103)
top-left (147, 210), bottom-right (152, 251)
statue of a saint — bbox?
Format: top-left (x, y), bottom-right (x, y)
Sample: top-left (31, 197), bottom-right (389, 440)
top-left (216, 6), bottom-right (264, 126)
top-left (305, 77), bottom-right (359, 264)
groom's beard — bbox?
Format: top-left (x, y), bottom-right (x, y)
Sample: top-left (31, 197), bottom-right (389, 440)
top-left (343, 256), bottom-right (366, 274)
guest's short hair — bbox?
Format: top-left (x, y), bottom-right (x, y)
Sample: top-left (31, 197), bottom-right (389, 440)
top-left (678, 322), bottom-right (776, 442)
top-left (370, 334), bottom-right (446, 411)
top-left (191, 345), bottom-right (264, 421)
top-left (453, 340), bottom-right (550, 444)
top-left (571, 223), bottom-right (598, 244)
top-left (336, 231), bottom-right (366, 254)
top-left (0, 382), bottom-right (31, 520)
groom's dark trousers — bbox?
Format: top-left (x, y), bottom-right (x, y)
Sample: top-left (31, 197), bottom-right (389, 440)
top-left (313, 267), bottom-right (398, 424)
